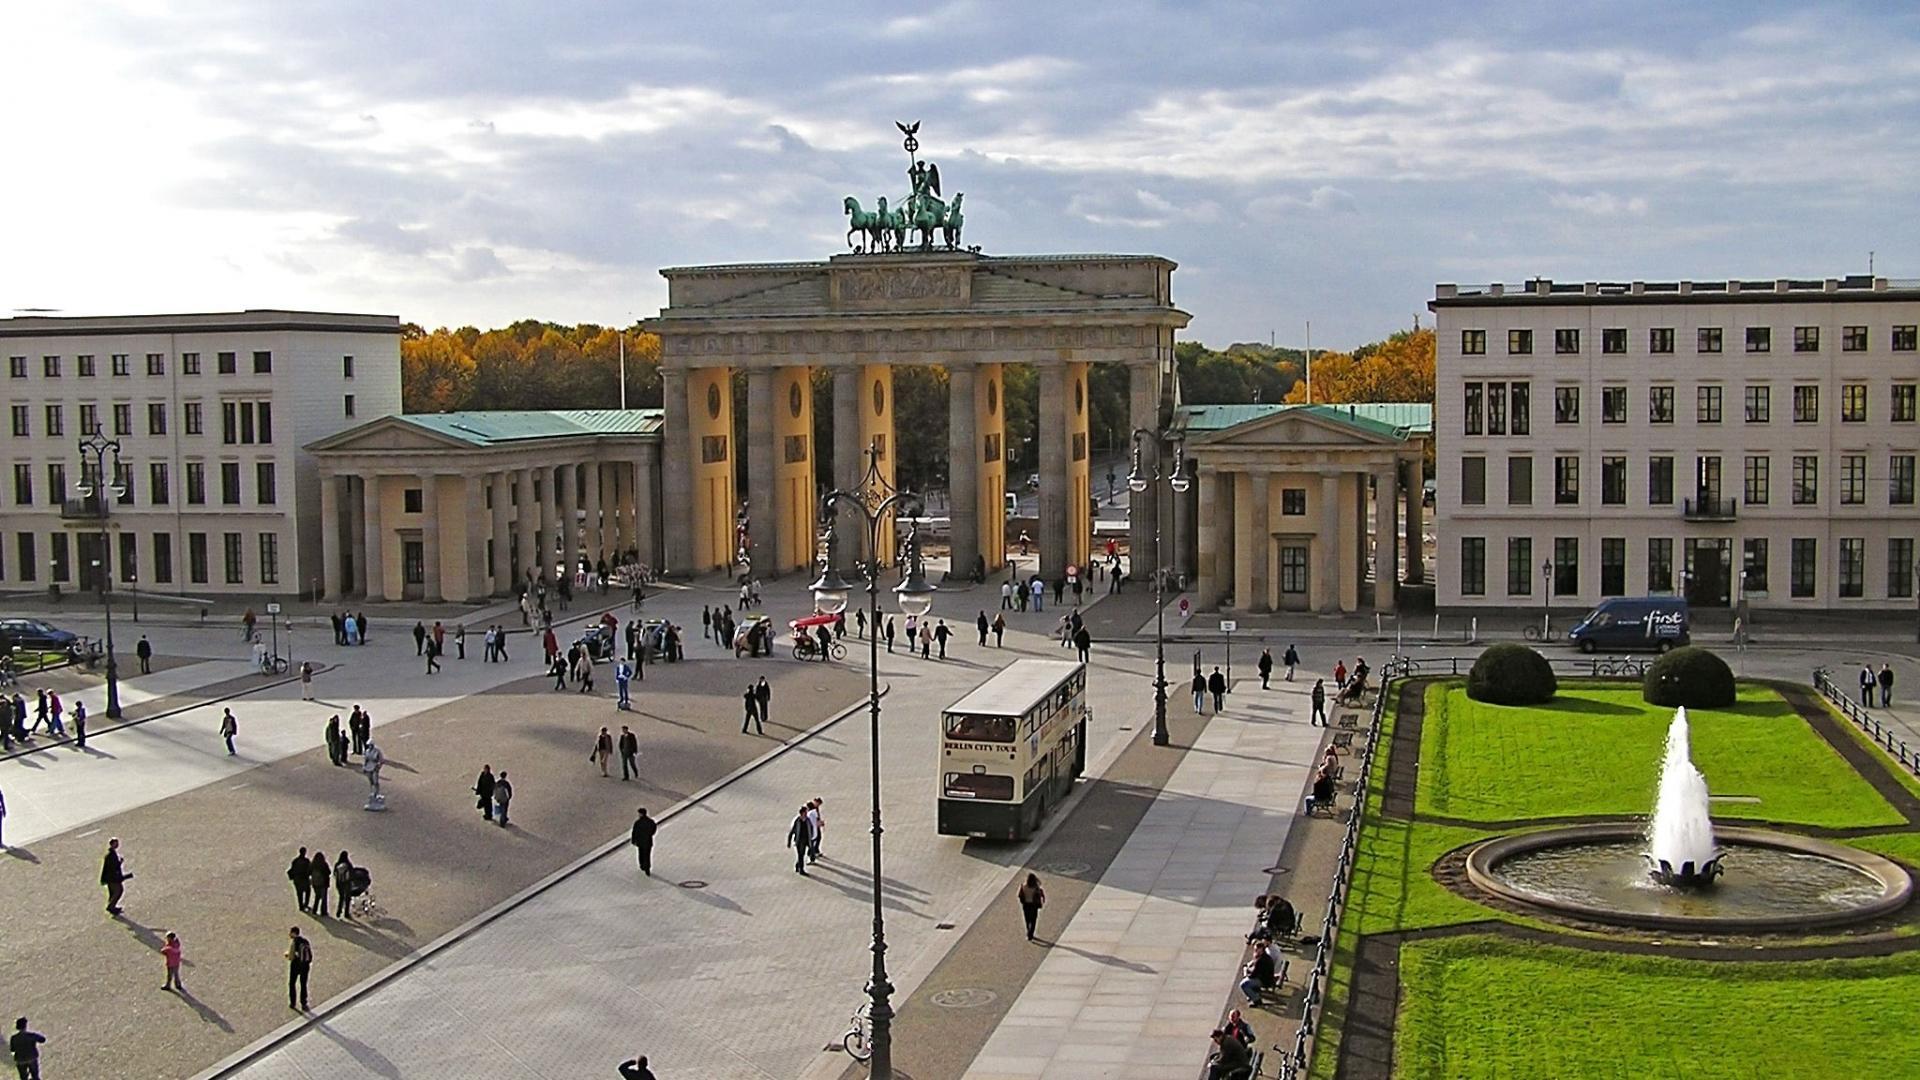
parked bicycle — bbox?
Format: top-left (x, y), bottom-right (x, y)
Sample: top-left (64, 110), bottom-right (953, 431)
top-left (842, 1002), bottom-right (872, 1061)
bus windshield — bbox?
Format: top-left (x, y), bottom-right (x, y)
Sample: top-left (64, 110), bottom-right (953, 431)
top-left (945, 714), bottom-right (1015, 742)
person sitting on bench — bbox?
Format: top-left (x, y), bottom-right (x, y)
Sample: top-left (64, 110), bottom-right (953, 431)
top-left (1208, 1026), bottom-right (1255, 1080)
top-left (1263, 895), bottom-right (1297, 940)
top-left (1305, 768), bottom-right (1338, 815)
top-left (1238, 945), bottom-right (1277, 1006)
top-left (1223, 1009), bottom-right (1255, 1048)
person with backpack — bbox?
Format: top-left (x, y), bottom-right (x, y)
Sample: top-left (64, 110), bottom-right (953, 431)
top-left (1311, 679), bottom-right (1328, 727)
top-left (1283, 644), bottom-right (1300, 682)
top-left (286, 927), bottom-right (313, 1010)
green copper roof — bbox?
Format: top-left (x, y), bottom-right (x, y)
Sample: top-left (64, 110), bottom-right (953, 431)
top-left (399, 409), bottom-right (663, 446)
top-left (1179, 402), bottom-right (1431, 439)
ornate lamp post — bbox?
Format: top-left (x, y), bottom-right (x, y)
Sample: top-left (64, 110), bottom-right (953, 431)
top-left (810, 440), bottom-right (935, 1080)
top-left (75, 431), bottom-right (126, 718)
top-left (1539, 558), bottom-right (1552, 636)
top-left (1126, 428), bottom-right (1188, 747)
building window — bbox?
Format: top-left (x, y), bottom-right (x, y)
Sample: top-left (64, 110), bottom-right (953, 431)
top-left (1890, 538), bottom-right (1915, 599)
top-left (50, 535), bottom-right (69, 582)
top-left (1696, 386), bottom-right (1722, 424)
top-left (1554, 386), bottom-right (1579, 424)
top-left (1601, 386), bottom-right (1626, 423)
top-left (1745, 385), bottom-right (1770, 423)
top-left (44, 405), bottom-right (62, 436)
top-left (77, 354), bottom-right (96, 377)
top-left (1843, 326), bottom-right (1868, 352)
top-left (1554, 456), bottom-right (1580, 505)
top-left (14, 534), bottom-right (33, 582)
top-left (1464, 383), bottom-right (1483, 436)
top-left (12, 464), bottom-right (32, 505)
top-left (1893, 385), bottom-right (1917, 422)
top-left (220, 462), bottom-right (242, 505)
top-left (184, 402), bottom-right (203, 435)
top-left (1649, 538), bottom-right (1674, 593)
top-left (344, 394), bottom-right (356, 418)
top-left (152, 533), bottom-right (172, 584)
top-left (146, 353), bottom-right (165, 376)
top-left (1600, 538), bottom-right (1626, 597)
top-left (1460, 457), bottom-right (1486, 505)
top-left (182, 352), bottom-right (200, 375)
top-left (43, 355), bottom-right (61, 377)
top-left (1460, 538), bottom-right (1486, 596)
top-left (9, 405), bottom-right (26, 437)
top-left (259, 533), bottom-right (279, 585)
top-left (1507, 538), bottom-right (1533, 596)
top-left (113, 461), bottom-right (133, 506)
top-left (1602, 328), bottom-right (1626, 355)
top-left (1649, 456), bottom-right (1674, 505)
top-left (343, 355), bottom-right (356, 378)
top-left (189, 533), bottom-right (209, 584)
top-left (48, 464), bottom-right (65, 503)
top-left (1650, 328), bottom-right (1675, 354)
top-left (1745, 327), bottom-right (1770, 353)
top-left (1281, 489), bottom-right (1306, 515)
top-left (223, 532), bottom-right (244, 584)
top-left (1601, 457), bottom-right (1627, 505)
top-left (217, 351), bottom-right (237, 375)
top-left (403, 488), bottom-right (424, 514)
top-left (1508, 329), bottom-right (1533, 355)
top-left (1461, 330), bottom-right (1485, 355)
top-left (1553, 537), bottom-right (1579, 596)
top-left (185, 463), bottom-right (205, 504)
top-left (7, 356), bottom-right (23, 378)
top-left (1841, 455), bottom-right (1867, 505)
top-left (1838, 538), bottom-right (1865, 599)
top-left (1892, 455), bottom-right (1916, 505)
top-left (1743, 538), bottom-right (1768, 594)
top-left (1510, 382), bottom-right (1530, 435)
top-left (150, 463), bottom-right (169, 505)
top-left (1744, 455), bottom-right (1770, 506)
top-left (1792, 385), bottom-right (1819, 423)
top-left (118, 532), bottom-right (137, 583)
top-left (222, 402), bottom-right (236, 444)
top-left (1488, 383), bottom-right (1507, 435)
top-left (1507, 456), bottom-right (1532, 506)
top-left (1793, 326), bottom-right (1820, 352)
top-left (256, 462), bottom-right (277, 505)
top-left (1895, 326), bottom-right (1918, 352)
top-left (78, 404), bottom-right (98, 435)
top-left (252, 350), bottom-right (273, 374)
top-left (1554, 328), bottom-right (1580, 355)
top-left (111, 353), bottom-right (130, 376)
top-left (1792, 455), bottom-right (1819, 505)
top-left (112, 403), bottom-right (132, 436)
top-left (147, 402), bottom-right (167, 435)
top-left (1698, 327), bottom-right (1723, 354)
top-left (1841, 383), bottom-right (1867, 422)
top-left (1649, 386), bottom-right (1675, 424)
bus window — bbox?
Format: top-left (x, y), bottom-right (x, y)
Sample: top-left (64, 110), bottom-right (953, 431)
top-left (945, 772), bottom-right (1014, 800)
top-left (945, 714), bottom-right (1014, 742)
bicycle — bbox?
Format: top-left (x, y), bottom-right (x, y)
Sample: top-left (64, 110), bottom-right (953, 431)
top-left (842, 1003), bottom-right (872, 1061)
top-left (1521, 623), bottom-right (1560, 642)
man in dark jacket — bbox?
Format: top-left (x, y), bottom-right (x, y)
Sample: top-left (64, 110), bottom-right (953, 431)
top-left (1208, 667), bottom-right (1228, 712)
top-left (101, 837), bottom-right (128, 915)
top-left (619, 728), bottom-right (640, 781)
top-left (474, 765), bottom-right (496, 821)
top-left (1207, 1025), bottom-right (1252, 1080)
top-left (289, 848), bottom-right (312, 912)
top-left (631, 808), bottom-right (656, 876)
top-left (618, 1055), bottom-right (656, 1080)
top-left (787, 807), bottom-right (814, 875)
top-left (136, 634), bottom-right (153, 674)
top-left (976, 610), bottom-right (990, 646)
top-left (755, 677), bottom-right (772, 727)
top-left (1311, 679), bottom-right (1327, 726)
top-left (11, 1017), bottom-right (47, 1080)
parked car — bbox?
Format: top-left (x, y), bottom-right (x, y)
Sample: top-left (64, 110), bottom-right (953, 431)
top-left (1026, 473), bottom-right (1041, 490)
top-left (0, 617), bottom-right (81, 653)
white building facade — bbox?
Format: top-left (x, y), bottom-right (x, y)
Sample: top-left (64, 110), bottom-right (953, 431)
top-left (0, 310), bottom-right (402, 599)
top-left (1431, 277), bottom-right (1920, 613)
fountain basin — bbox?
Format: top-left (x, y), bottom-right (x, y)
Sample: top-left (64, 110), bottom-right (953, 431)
top-left (1465, 824), bottom-right (1912, 932)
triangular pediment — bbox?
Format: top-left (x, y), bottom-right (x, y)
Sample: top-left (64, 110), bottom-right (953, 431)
top-left (306, 417), bottom-right (477, 453)
top-left (1195, 409), bottom-right (1405, 448)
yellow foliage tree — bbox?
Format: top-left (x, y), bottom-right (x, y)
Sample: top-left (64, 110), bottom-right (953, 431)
top-left (1284, 327), bottom-right (1434, 406)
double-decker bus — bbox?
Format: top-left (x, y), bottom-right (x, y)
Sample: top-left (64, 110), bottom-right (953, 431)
top-left (938, 658), bottom-right (1088, 840)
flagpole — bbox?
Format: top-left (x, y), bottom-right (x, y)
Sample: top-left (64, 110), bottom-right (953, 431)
top-left (619, 331), bottom-right (628, 410)
top-left (1305, 320), bottom-right (1313, 404)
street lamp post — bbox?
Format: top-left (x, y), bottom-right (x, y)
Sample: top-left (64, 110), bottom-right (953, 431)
top-left (810, 440), bottom-right (936, 1080)
top-left (1539, 558), bottom-right (1552, 639)
top-left (1126, 428), bottom-right (1188, 747)
top-left (76, 432), bottom-right (126, 718)
top-left (1913, 559), bottom-right (1919, 645)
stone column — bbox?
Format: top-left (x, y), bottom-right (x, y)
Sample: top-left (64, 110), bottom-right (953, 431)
top-left (320, 474), bottom-right (344, 600)
top-left (746, 367), bottom-right (777, 577)
top-left (1038, 363), bottom-right (1070, 577)
top-left (634, 452), bottom-right (658, 570)
top-left (772, 365), bottom-right (814, 575)
top-left (347, 475), bottom-right (368, 596)
top-left (833, 366), bottom-right (863, 575)
top-left (1197, 467), bottom-right (1237, 610)
top-left (1375, 463), bottom-right (1400, 615)
top-left (860, 364), bottom-right (897, 567)
top-left (420, 474), bottom-right (442, 602)
top-left (490, 471), bottom-right (511, 595)
top-left (1127, 362), bottom-right (1161, 579)
top-left (1244, 472), bottom-right (1271, 613)
top-left (947, 362), bottom-right (979, 580)
top-left (1319, 472), bottom-right (1342, 614)
top-left (536, 465), bottom-right (554, 583)
top-left (583, 459), bottom-right (603, 567)
top-left (660, 368), bottom-right (692, 574)
top-left (976, 363), bottom-right (1006, 573)
top-left (684, 367), bottom-right (736, 573)
top-left (515, 469), bottom-right (537, 587)
top-left (557, 463), bottom-right (577, 581)
top-left (465, 473), bottom-right (489, 602)
top-left (610, 463), bottom-right (632, 557)
top-left (1173, 460), bottom-right (1199, 587)
top-left (1404, 456), bottom-right (1425, 584)
top-left (360, 474), bottom-right (384, 601)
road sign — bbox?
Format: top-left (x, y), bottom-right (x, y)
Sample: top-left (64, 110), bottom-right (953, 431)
top-left (266, 602), bottom-right (282, 615)
top-left (1219, 619), bottom-right (1237, 633)
top-left (1065, 564), bottom-right (1079, 579)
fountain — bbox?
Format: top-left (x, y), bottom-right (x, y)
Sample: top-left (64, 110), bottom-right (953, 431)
top-left (1460, 707), bottom-right (1912, 932)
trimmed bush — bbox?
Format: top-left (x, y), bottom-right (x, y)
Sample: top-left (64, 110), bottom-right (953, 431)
top-left (1467, 643), bottom-right (1557, 705)
top-left (1642, 646), bottom-right (1736, 708)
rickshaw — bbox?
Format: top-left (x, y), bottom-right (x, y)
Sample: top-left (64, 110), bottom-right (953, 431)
top-left (790, 613), bottom-right (846, 661)
top-left (733, 613), bottom-right (774, 657)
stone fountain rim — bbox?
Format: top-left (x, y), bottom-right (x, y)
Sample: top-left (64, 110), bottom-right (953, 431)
top-left (1464, 822), bottom-right (1913, 933)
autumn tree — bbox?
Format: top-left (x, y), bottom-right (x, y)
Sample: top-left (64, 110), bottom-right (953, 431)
top-left (1284, 328), bottom-right (1434, 406)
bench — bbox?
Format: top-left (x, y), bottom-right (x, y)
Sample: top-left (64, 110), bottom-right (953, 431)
top-left (1330, 730), bottom-right (1354, 753)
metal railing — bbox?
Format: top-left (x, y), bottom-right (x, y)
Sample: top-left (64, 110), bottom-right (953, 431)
top-left (1682, 496), bottom-right (1737, 520)
top-left (1813, 667), bottom-right (1920, 781)
top-left (1384, 654), bottom-right (1652, 680)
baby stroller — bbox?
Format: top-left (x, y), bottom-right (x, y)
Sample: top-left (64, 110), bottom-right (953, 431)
top-left (345, 865), bottom-right (379, 918)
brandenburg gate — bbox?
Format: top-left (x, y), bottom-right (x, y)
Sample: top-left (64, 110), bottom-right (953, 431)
top-left (644, 128), bottom-right (1190, 581)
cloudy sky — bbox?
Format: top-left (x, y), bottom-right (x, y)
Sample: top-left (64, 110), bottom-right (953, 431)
top-left (5, 1), bottom-right (1918, 348)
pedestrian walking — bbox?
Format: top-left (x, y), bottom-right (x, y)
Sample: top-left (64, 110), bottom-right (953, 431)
top-left (592, 727), bottom-right (614, 777)
top-left (615, 659), bottom-right (633, 709)
top-left (885, 617), bottom-right (896, 654)
top-left (977, 610), bottom-right (990, 646)
top-left (631, 808), bottom-right (656, 876)
top-left (333, 852), bottom-right (357, 919)
top-left (136, 634), bottom-right (153, 674)
top-left (243, 608), bottom-right (258, 643)
top-left (576, 649), bottom-right (595, 693)
top-left (286, 927), bottom-right (313, 1011)
top-left (1258, 649), bottom-right (1273, 690)
top-left (71, 701), bottom-right (86, 749)
top-left (46, 693), bottom-right (63, 737)
top-left (1074, 626), bottom-right (1091, 663)
top-left (806, 798), bottom-right (824, 863)
top-left (992, 613), bottom-right (1006, 646)
top-left (1311, 679), bottom-right (1327, 726)
top-left (493, 772), bottom-right (512, 826)
top-left (289, 847), bottom-right (312, 912)
top-left (454, 624), bottom-right (466, 660)
top-left (425, 637), bottom-right (441, 675)
top-left (326, 715), bottom-right (345, 766)
top-left (219, 708), bottom-right (238, 755)
top-left (755, 676), bottom-right (771, 727)
top-left (0, 785), bottom-right (7, 849)
top-left (1284, 644), bottom-right (1299, 682)
top-left (10, 1017), bottom-right (46, 1080)
top-left (788, 806), bottom-right (814, 875)
top-left (474, 765), bottom-right (496, 821)
top-left (619, 727), bottom-right (639, 780)
top-left (1031, 577), bottom-right (1045, 612)
top-left (934, 620), bottom-right (951, 659)
top-left (161, 932), bottom-right (184, 991)
top-left (1017, 873), bottom-right (1046, 941)
top-left (101, 837), bottom-right (129, 914)
top-left (855, 608), bottom-right (868, 639)
top-left (702, 605), bottom-right (712, 642)
top-left (297, 660), bottom-right (314, 700)
top-left (1334, 660), bottom-right (1348, 692)
top-left (742, 685), bottom-right (764, 734)
top-left (308, 852), bottom-right (331, 918)
top-left (494, 625), bottom-right (509, 662)
top-left (1001, 580), bottom-right (1014, 609)
top-left (1209, 667), bottom-right (1228, 712)
top-left (1861, 664), bottom-right (1875, 707)
top-left (349, 706), bottom-right (367, 756)
top-left (1880, 664), bottom-right (1896, 708)
top-left (1192, 670), bottom-right (1207, 714)
top-left (904, 618), bottom-right (918, 656)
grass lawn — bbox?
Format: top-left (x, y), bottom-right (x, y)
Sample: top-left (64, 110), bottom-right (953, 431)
top-left (1416, 682), bottom-right (1903, 828)
top-left (1397, 933), bottom-right (1920, 1079)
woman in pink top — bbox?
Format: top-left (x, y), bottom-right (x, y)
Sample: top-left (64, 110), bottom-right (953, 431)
top-left (161, 932), bottom-right (184, 990)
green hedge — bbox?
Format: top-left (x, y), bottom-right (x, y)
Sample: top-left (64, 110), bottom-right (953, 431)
top-left (1642, 646), bottom-right (1735, 708)
top-left (1466, 643), bottom-right (1557, 705)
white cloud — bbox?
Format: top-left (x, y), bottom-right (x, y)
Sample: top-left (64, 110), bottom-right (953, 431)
top-left (1549, 191), bottom-right (1649, 216)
